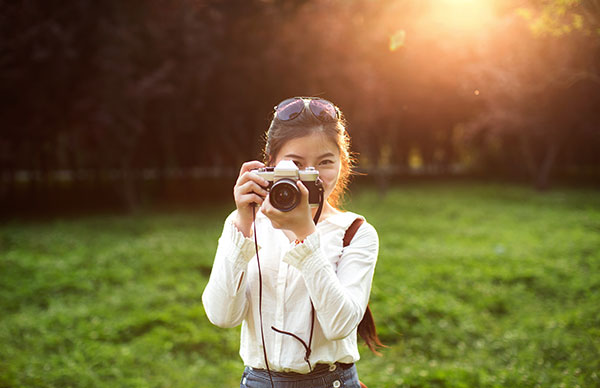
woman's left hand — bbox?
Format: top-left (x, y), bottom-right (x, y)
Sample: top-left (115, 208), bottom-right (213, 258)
top-left (260, 180), bottom-right (316, 241)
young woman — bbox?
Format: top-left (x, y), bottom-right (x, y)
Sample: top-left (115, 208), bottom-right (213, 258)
top-left (202, 97), bottom-right (381, 388)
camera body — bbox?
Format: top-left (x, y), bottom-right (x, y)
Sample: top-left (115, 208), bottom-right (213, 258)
top-left (253, 160), bottom-right (323, 212)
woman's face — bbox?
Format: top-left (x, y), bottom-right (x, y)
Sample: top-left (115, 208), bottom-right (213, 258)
top-left (273, 131), bottom-right (341, 203)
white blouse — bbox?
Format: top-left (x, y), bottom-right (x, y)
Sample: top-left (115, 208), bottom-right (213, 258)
top-left (202, 209), bottom-right (379, 373)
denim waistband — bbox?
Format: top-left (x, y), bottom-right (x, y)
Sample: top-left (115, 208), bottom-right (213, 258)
top-left (248, 362), bottom-right (354, 379)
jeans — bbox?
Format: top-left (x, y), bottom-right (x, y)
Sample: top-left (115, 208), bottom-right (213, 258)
top-left (240, 363), bottom-right (361, 388)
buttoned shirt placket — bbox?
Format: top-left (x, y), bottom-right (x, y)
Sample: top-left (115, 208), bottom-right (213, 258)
top-left (272, 241), bottom-right (290, 369)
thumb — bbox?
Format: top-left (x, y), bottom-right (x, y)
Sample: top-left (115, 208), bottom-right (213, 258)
top-left (296, 180), bottom-right (309, 199)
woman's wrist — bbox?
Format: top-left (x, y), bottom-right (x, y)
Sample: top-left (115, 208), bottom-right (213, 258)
top-left (293, 223), bottom-right (316, 242)
top-left (234, 212), bottom-right (253, 238)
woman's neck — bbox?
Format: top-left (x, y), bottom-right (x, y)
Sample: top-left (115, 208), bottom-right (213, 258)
top-left (311, 201), bottom-right (340, 223)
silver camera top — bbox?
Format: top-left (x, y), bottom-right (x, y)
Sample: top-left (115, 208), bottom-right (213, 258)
top-left (255, 160), bottom-right (319, 181)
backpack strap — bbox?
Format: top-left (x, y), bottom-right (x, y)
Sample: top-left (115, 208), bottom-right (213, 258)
top-left (343, 217), bottom-right (378, 388)
top-left (343, 218), bottom-right (364, 248)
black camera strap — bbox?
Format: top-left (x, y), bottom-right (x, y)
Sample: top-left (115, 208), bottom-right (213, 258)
top-left (252, 205), bottom-right (274, 388)
top-left (251, 185), bottom-right (324, 388)
top-left (312, 179), bottom-right (324, 225)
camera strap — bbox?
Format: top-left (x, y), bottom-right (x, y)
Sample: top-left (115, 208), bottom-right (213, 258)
top-left (252, 205), bottom-right (274, 388)
top-left (312, 179), bottom-right (324, 225)
top-left (251, 186), bottom-right (324, 388)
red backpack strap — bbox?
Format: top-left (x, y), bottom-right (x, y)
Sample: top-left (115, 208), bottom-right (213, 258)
top-left (343, 218), bottom-right (364, 247)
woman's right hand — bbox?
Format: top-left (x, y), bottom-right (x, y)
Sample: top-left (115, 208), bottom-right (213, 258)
top-left (233, 161), bottom-right (269, 237)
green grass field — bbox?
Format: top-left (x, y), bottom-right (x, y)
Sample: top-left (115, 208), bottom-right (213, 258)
top-left (1, 183), bottom-right (599, 388)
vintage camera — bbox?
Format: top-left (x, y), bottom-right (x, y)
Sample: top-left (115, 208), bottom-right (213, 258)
top-left (253, 160), bottom-right (323, 211)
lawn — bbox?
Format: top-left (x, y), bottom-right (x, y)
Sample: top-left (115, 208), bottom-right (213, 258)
top-left (1, 182), bottom-right (599, 387)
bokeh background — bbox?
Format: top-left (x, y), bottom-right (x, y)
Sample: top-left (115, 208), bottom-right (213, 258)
top-left (1, 0), bottom-right (599, 387)
top-left (2, 0), bottom-right (599, 213)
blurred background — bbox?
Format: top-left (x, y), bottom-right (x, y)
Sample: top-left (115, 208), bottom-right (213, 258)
top-left (1, 1), bottom-right (600, 387)
top-left (1, 0), bottom-right (599, 215)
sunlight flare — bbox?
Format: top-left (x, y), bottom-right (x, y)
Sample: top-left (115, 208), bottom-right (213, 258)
top-left (428, 0), bottom-right (496, 33)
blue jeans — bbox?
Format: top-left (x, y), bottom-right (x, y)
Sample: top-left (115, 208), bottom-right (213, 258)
top-left (240, 363), bottom-right (361, 388)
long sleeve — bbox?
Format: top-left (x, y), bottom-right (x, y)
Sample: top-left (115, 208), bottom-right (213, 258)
top-left (282, 221), bottom-right (379, 341)
top-left (202, 211), bottom-right (258, 328)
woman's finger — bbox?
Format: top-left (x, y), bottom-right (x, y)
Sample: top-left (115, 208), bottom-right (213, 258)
top-left (296, 180), bottom-right (309, 198)
top-left (260, 194), bottom-right (276, 214)
top-left (238, 193), bottom-right (264, 207)
top-left (236, 180), bottom-right (269, 197)
top-left (236, 171), bottom-right (269, 188)
top-left (261, 200), bottom-right (282, 229)
top-left (238, 161), bottom-right (265, 177)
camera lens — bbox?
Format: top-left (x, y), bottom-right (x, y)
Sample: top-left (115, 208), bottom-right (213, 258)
top-left (270, 179), bottom-right (300, 212)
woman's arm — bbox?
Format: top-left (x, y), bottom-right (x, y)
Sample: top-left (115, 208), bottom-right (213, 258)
top-left (202, 211), bottom-right (256, 328)
top-left (203, 160), bottom-right (268, 327)
top-left (283, 221), bottom-right (379, 340)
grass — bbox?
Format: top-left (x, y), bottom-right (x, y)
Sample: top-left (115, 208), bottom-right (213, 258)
top-left (1, 182), bottom-right (599, 387)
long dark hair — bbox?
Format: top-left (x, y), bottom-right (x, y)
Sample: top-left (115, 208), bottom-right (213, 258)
top-left (358, 306), bottom-right (385, 355)
top-left (264, 97), bottom-right (385, 355)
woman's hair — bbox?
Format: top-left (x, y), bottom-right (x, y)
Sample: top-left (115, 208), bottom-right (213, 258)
top-left (263, 100), bottom-right (354, 209)
top-left (263, 98), bottom-right (385, 355)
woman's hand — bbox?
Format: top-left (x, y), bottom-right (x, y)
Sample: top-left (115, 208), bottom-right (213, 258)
top-left (260, 180), bottom-right (316, 241)
top-left (233, 161), bottom-right (269, 237)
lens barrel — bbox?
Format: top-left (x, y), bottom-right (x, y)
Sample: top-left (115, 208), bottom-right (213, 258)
top-left (269, 179), bottom-right (300, 212)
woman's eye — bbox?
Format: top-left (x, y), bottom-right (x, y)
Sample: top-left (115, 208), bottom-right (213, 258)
top-left (293, 160), bottom-right (302, 168)
top-left (319, 160), bottom-right (333, 166)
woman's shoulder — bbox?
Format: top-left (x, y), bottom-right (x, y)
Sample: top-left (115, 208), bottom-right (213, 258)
top-left (325, 211), bottom-right (378, 251)
top-left (324, 210), bottom-right (377, 234)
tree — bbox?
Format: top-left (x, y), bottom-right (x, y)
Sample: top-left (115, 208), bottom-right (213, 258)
top-left (465, 0), bottom-right (600, 189)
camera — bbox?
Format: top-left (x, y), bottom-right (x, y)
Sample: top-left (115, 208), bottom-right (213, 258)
top-left (253, 160), bottom-right (323, 212)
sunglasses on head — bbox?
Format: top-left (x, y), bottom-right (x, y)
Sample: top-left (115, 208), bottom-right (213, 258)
top-left (274, 97), bottom-right (339, 122)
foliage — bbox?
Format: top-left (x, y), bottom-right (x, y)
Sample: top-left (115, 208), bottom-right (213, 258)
top-left (1, 184), bottom-right (599, 387)
top-left (516, 0), bottom-right (600, 37)
top-left (466, 0), bottom-right (600, 189)
top-left (1, 0), bottom-right (600, 210)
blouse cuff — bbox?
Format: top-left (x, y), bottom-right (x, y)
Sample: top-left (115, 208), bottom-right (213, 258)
top-left (282, 231), bottom-right (328, 274)
top-left (225, 216), bottom-right (259, 273)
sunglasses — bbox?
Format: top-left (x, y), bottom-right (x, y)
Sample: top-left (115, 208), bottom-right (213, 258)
top-left (274, 97), bottom-right (339, 122)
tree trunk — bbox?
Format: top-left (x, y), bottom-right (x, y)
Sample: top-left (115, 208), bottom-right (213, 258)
top-left (518, 134), bottom-right (537, 181)
top-left (119, 158), bottom-right (139, 212)
top-left (375, 166), bottom-right (390, 198)
top-left (534, 141), bottom-right (559, 191)
top-left (0, 167), bottom-right (13, 203)
top-left (518, 133), bottom-right (560, 191)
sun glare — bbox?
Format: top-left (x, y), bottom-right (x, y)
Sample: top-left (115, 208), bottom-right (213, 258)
top-left (428, 0), bottom-right (495, 33)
